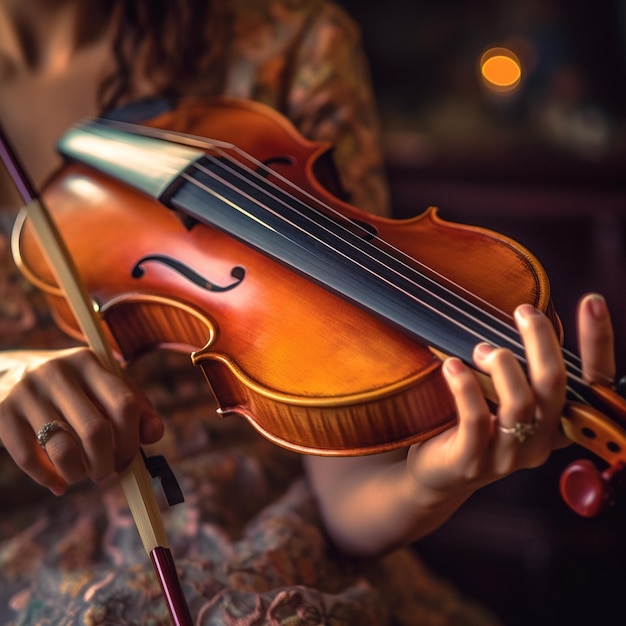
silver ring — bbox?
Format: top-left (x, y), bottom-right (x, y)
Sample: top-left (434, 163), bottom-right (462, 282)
top-left (498, 420), bottom-right (538, 443)
top-left (36, 421), bottom-right (69, 451)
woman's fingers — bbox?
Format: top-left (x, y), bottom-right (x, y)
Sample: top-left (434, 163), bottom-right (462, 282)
top-left (0, 359), bottom-right (89, 489)
top-left (577, 293), bottom-right (616, 384)
top-left (34, 353), bottom-right (116, 481)
top-left (473, 341), bottom-right (535, 435)
top-left (405, 356), bottom-right (492, 493)
top-left (441, 357), bottom-right (492, 461)
top-left (413, 294), bottom-right (617, 497)
top-left (2, 408), bottom-right (71, 495)
top-left (0, 347), bottom-right (163, 493)
top-left (51, 352), bottom-right (145, 476)
top-left (513, 304), bottom-right (566, 430)
top-left (454, 305), bottom-right (566, 474)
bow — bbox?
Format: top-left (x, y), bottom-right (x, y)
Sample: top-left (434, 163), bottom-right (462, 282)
top-left (0, 123), bottom-right (193, 626)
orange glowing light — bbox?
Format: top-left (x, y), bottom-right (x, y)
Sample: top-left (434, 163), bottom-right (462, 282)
top-left (480, 48), bottom-right (522, 92)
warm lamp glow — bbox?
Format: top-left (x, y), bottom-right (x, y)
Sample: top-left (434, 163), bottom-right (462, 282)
top-left (480, 47), bottom-right (522, 93)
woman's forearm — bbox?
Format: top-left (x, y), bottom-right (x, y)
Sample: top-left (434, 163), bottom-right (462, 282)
top-left (303, 451), bottom-right (472, 557)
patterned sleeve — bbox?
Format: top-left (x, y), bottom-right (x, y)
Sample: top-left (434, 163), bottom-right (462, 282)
top-left (283, 2), bottom-right (391, 217)
top-left (227, 0), bottom-right (392, 217)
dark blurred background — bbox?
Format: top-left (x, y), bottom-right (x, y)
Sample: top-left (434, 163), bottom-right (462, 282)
top-left (337, 1), bottom-right (626, 625)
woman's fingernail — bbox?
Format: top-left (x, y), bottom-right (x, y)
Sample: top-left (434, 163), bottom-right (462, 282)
top-left (443, 357), bottom-right (466, 375)
top-left (515, 303), bottom-right (539, 321)
top-left (473, 342), bottom-right (495, 360)
top-left (587, 293), bottom-right (607, 320)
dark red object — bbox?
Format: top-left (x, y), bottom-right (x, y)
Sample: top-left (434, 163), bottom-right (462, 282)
top-left (560, 459), bottom-right (626, 517)
top-left (151, 547), bottom-right (193, 626)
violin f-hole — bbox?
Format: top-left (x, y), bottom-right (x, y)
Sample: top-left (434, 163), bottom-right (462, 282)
top-left (131, 254), bottom-right (245, 292)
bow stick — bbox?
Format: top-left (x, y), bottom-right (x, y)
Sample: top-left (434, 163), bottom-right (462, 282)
top-left (0, 124), bottom-right (193, 626)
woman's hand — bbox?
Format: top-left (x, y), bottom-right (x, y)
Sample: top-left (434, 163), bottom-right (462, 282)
top-left (0, 346), bottom-right (163, 495)
top-left (406, 293), bottom-right (616, 501)
top-left (305, 293), bottom-right (618, 557)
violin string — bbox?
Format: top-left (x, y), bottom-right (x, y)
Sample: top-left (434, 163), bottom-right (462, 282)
top-left (185, 160), bottom-right (510, 347)
top-left (105, 118), bottom-right (513, 330)
top-left (212, 148), bottom-right (586, 385)
top-left (97, 119), bottom-right (586, 385)
top-left (188, 152), bottom-right (589, 389)
top-left (182, 150), bottom-right (589, 391)
top-left (195, 158), bottom-right (512, 338)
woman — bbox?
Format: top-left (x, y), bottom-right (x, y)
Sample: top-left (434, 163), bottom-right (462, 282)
top-left (0, 0), bottom-right (617, 624)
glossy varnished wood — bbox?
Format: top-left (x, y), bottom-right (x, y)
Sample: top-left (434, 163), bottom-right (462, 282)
top-left (14, 97), bottom-right (558, 456)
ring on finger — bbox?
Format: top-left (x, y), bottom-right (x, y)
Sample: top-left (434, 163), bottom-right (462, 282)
top-left (36, 420), bottom-right (72, 452)
top-left (498, 420), bottom-right (538, 443)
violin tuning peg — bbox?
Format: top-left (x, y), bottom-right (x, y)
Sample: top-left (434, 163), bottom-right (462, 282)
top-left (559, 459), bottom-right (615, 517)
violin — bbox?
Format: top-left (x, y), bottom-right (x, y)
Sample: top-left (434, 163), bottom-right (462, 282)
top-left (11, 96), bottom-right (626, 517)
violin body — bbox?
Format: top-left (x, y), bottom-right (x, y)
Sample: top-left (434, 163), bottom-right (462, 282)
top-left (14, 97), bottom-right (560, 456)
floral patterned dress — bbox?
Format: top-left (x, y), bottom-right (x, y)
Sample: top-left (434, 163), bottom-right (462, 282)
top-left (0, 1), bottom-right (500, 624)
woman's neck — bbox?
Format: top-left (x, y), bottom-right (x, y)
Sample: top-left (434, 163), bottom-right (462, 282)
top-left (0, 0), bottom-right (116, 75)
top-left (0, 0), bottom-right (119, 192)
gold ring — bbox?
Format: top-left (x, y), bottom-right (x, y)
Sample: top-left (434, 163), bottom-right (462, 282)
top-left (498, 421), bottom-right (538, 443)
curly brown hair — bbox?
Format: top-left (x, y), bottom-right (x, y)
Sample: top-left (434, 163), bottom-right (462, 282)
top-left (99, 0), bottom-right (233, 112)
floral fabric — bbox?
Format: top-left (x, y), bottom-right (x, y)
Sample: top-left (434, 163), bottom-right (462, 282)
top-left (0, 1), bottom-right (500, 624)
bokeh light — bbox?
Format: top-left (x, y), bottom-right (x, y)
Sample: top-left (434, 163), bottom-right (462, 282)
top-left (480, 47), bottom-right (522, 93)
